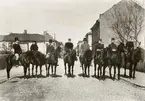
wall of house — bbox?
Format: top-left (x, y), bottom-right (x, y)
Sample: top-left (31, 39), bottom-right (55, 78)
top-left (99, 0), bottom-right (145, 48)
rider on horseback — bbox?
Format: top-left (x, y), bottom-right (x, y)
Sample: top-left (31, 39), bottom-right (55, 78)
top-left (108, 38), bottom-right (118, 56)
top-left (94, 39), bottom-right (104, 59)
top-left (46, 39), bottom-right (55, 59)
top-left (64, 38), bottom-right (77, 61)
top-left (12, 37), bottom-right (22, 65)
top-left (30, 41), bottom-right (38, 51)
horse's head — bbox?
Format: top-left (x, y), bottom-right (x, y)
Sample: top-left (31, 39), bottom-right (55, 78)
top-left (84, 49), bottom-right (93, 63)
top-left (54, 46), bottom-right (63, 58)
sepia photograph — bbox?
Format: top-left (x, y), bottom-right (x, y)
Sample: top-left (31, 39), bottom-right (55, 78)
top-left (0, 0), bottom-right (145, 101)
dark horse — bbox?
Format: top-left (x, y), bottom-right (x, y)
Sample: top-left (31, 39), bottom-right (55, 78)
top-left (124, 46), bottom-right (142, 78)
top-left (46, 46), bottom-right (62, 76)
top-left (64, 49), bottom-right (77, 76)
top-left (31, 51), bottom-right (46, 76)
top-left (94, 49), bottom-right (104, 78)
top-left (6, 51), bottom-right (38, 79)
top-left (80, 49), bottom-right (93, 76)
top-left (105, 43), bottom-right (125, 80)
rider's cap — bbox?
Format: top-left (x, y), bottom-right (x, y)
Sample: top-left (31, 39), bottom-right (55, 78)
top-left (14, 37), bottom-right (19, 41)
top-left (68, 38), bottom-right (71, 41)
top-left (83, 38), bottom-right (87, 41)
top-left (49, 39), bottom-right (53, 43)
top-left (111, 38), bottom-right (115, 41)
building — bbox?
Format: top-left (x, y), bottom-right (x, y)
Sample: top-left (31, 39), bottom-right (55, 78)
top-left (85, 31), bottom-right (92, 49)
top-left (91, 0), bottom-right (145, 48)
top-left (2, 30), bottom-right (58, 54)
top-left (91, 20), bottom-right (100, 52)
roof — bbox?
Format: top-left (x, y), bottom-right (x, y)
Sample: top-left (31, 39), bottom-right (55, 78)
top-left (91, 20), bottom-right (100, 30)
top-left (0, 35), bottom-right (5, 42)
top-left (3, 33), bottom-right (45, 42)
top-left (43, 33), bottom-right (54, 42)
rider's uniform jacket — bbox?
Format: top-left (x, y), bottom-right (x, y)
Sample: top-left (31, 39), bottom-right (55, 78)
top-left (30, 44), bottom-right (38, 51)
top-left (64, 42), bottom-right (73, 52)
top-left (13, 43), bottom-right (22, 54)
top-left (108, 43), bottom-right (117, 54)
top-left (46, 43), bottom-right (55, 54)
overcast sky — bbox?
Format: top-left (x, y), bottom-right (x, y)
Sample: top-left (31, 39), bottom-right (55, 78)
top-left (0, 0), bottom-right (144, 46)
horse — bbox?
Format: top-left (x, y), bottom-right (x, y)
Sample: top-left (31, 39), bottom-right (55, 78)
top-left (5, 51), bottom-right (38, 79)
top-left (80, 49), bottom-right (93, 76)
top-left (31, 51), bottom-right (46, 76)
top-left (64, 49), bottom-right (77, 76)
top-left (102, 47), bottom-right (109, 79)
top-left (94, 48), bottom-right (104, 78)
top-left (106, 45), bottom-right (122, 79)
top-left (46, 46), bottom-right (62, 76)
top-left (132, 47), bottom-right (142, 78)
top-left (124, 46), bottom-right (142, 78)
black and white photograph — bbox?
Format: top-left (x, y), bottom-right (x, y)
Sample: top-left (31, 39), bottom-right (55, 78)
top-left (0, 0), bottom-right (145, 101)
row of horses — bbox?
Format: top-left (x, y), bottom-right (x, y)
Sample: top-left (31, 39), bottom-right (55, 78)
top-left (5, 43), bottom-right (142, 80)
top-left (79, 43), bottom-right (142, 80)
top-left (6, 47), bottom-right (62, 79)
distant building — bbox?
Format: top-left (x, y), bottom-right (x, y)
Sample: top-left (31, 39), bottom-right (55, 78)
top-left (85, 31), bottom-right (92, 49)
top-left (1, 30), bottom-right (59, 54)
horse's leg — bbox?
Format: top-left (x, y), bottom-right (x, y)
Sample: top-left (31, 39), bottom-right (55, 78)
top-left (118, 65), bottom-right (120, 80)
top-left (129, 62), bottom-right (133, 78)
top-left (48, 64), bottom-right (50, 76)
top-left (45, 64), bottom-right (48, 76)
top-left (28, 64), bottom-right (30, 76)
top-left (54, 64), bottom-right (57, 75)
top-left (94, 63), bottom-right (96, 76)
top-left (103, 66), bottom-right (106, 79)
top-left (40, 65), bottom-right (42, 75)
top-left (72, 63), bottom-right (74, 75)
top-left (36, 65), bottom-right (38, 76)
top-left (64, 62), bottom-right (67, 75)
top-left (6, 65), bottom-right (12, 79)
top-left (32, 65), bottom-right (34, 76)
top-left (109, 65), bottom-right (112, 78)
top-left (114, 65), bottom-right (116, 79)
top-left (124, 62), bottom-right (127, 76)
top-left (82, 63), bottom-right (84, 74)
top-left (23, 66), bottom-right (27, 79)
top-left (68, 64), bottom-right (71, 75)
top-left (88, 65), bottom-right (90, 77)
top-left (51, 64), bottom-right (53, 75)
top-left (133, 62), bottom-right (137, 79)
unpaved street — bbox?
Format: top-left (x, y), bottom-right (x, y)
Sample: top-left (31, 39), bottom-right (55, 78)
top-left (0, 59), bottom-right (145, 101)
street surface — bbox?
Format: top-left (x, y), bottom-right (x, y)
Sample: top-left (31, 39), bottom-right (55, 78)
top-left (0, 59), bottom-right (145, 101)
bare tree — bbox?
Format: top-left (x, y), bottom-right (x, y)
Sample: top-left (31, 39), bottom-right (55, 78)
top-left (105, 0), bottom-right (145, 46)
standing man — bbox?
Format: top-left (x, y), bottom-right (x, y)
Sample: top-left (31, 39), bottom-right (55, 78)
top-left (12, 37), bottom-right (22, 65)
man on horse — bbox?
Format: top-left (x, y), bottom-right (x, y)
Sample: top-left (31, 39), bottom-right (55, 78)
top-left (30, 41), bottom-right (38, 52)
top-left (108, 38), bottom-right (118, 56)
top-left (94, 39), bottom-right (104, 58)
top-left (64, 38), bottom-right (77, 61)
top-left (94, 39), bottom-right (104, 76)
top-left (46, 39), bottom-right (55, 59)
top-left (79, 38), bottom-right (90, 66)
top-left (12, 37), bottom-right (22, 65)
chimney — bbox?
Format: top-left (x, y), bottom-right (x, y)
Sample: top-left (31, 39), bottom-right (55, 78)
top-left (24, 30), bottom-right (27, 34)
